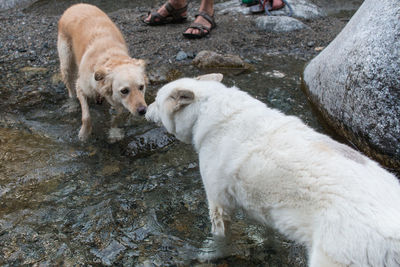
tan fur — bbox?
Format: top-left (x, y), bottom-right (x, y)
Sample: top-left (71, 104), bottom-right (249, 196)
top-left (57, 3), bottom-right (148, 141)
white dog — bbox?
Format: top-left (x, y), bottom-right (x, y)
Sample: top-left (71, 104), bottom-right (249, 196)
top-left (58, 4), bottom-right (148, 142)
top-left (146, 75), bottom-right (400, 266)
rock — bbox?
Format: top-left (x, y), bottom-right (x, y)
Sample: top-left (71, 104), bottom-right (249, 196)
top-left (303, 0), bottom-right (400, 170)
top-left (263, 70), bottom-right (286, 78)
top-left (147, 67), bottom-right (183, 84)
top-left (0, 0), bottom-right (36, 10)
top-left (19, 66), bottom-right (48, 79)
top-left (176, 51), bottom-right (188, 61)
top-left (254, 16), bottom-right (311, 32)
top-left (215, 0), bottom-right (252, 15)
top-left (99, 164), bottom-right (121, 176)
top-left (90, 240), bottom-right (126, 266)
top-left (283, 0), bottom-right (325, 19)
top-left (147, 66), bottom-right (169, 84)
top-left (51, 72), bottom-right (63, 85)
top-left (215, 0), bottom-right (324, 19)
top-left (192, 50), bottom-right (252, 70)
top-left (125, 127), bottom-right (175, 157)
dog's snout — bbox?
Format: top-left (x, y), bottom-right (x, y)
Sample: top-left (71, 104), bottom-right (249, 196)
top-left (137, 106), bottom-right (147, 116)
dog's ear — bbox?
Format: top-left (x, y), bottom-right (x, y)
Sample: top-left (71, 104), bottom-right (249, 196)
top-left (170, 88), bottom-right (195, 111)
top-left (94, 68), bottom-right (106, 81)
top-left (94, 67), bottom-right (112, 96)
top-left (195, 73), bottom-right (223, 82)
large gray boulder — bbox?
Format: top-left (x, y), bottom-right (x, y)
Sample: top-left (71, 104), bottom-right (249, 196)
top-left (303, 0), bottom-right (400, 170)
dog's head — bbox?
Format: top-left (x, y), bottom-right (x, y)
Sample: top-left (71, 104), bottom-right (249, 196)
top-left (94, 58), bottom-right (148, 116)
top-left (146, 73), bottom-right (223, 143)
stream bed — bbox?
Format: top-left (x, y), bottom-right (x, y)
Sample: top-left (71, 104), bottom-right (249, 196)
top-left (0, 0), bottom-right (362, 266)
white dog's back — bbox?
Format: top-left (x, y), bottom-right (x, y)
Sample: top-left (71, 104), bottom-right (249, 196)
top-left (146, 77), bottom-right (400, 266)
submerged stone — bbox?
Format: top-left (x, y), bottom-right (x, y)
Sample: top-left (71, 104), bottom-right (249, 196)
top-left (125, 127), bottom-right (175, 157)
top-left (90, 240), bottom-right (126, 266)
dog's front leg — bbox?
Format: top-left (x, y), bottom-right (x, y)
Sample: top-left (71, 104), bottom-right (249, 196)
top-left (76, 87), bottom-right (92, 141)
top-left (108, 106), bottom-right (127, 143)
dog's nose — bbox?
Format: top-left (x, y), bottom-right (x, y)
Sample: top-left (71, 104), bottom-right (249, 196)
top-left (137, 106), bottom-right (147, 116)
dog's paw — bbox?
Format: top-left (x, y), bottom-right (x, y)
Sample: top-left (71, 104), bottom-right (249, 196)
top-left (108, 127), bottom-right (124, 143)
top-left (78, 126), bottom-right (91, 142)
top-left (197, 236), bottom-right (233, 263)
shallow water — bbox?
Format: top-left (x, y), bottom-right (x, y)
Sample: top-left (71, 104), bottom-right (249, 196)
top-left (0, 53), bottom-right (313, 266)
top-left (0, 0), bottom-right (360, 266)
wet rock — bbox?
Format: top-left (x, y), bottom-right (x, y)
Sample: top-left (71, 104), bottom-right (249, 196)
top-left (125, 127), bottom-right (175, 157)
top-left (51, 72), bottom-right (63, 85)
top-left (192, 50), bottom-right (252, 70)
top-left (255, 16), bottom-right (311, 32)
top-left (19, 66), bottom-right (48, 79)
top-left (90, 240), bottom-right (126, 266)
top-left (176, 51), bottom-right (188, 61)
top-left (303, 0), bottom-right (400, 170)
top-left (147, 66), bottom-right (183, 84)
top-left (99, 164), bottom-right (121, 176)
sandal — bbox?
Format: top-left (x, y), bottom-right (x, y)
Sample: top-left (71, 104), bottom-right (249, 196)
top-left (143, 2), bottom-right (188, 26)
top-left (182, 11), bottom-right (216, 39)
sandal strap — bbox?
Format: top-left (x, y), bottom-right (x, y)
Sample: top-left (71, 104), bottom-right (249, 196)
top-left (147, 10), bottom-right (164, 23)
top-left (187, 22), bottom-right (211, 32)
top-left (194, 11), bottom-right (216, 29)
top-left (165, 2), bottom-right (188, 19)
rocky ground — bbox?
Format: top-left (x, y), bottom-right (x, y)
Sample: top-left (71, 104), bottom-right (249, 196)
top-left (0, 0), bottom-right (363, 266)
top-left (0, 0), bottom-right (350, 105)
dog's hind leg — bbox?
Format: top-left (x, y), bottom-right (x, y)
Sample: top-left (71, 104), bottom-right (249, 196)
top-left (198, 202), bottom-right (233, 262)
top-left (57, 33), bottom-right (77, 98)
top-left (309, 244), bottom-right (345, 267)
top-left (209, 204), bottom-right (232, 238)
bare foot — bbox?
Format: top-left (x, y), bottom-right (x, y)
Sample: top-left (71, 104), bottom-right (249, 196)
top-left (270, 0), bottom-right (284, 10)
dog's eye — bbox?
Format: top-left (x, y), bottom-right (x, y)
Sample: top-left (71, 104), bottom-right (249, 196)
top-left (120, 88), bottom-right (130, 94)
top-left (138, 85), bottom-right (144, 91)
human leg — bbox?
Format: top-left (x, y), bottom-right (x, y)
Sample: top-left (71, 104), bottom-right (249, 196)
top-left (183, 0), bottom-right (215, 38)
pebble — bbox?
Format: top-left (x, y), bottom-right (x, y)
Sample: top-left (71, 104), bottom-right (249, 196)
top-left (175, 51), bottom-right (188, 61)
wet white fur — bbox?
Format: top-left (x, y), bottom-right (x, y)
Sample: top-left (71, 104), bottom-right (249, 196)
top-left (146, 77), bottom-right (400, 266)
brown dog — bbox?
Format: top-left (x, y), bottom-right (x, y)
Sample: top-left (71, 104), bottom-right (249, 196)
top-left (57, 3), bottom-right (148, 142)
